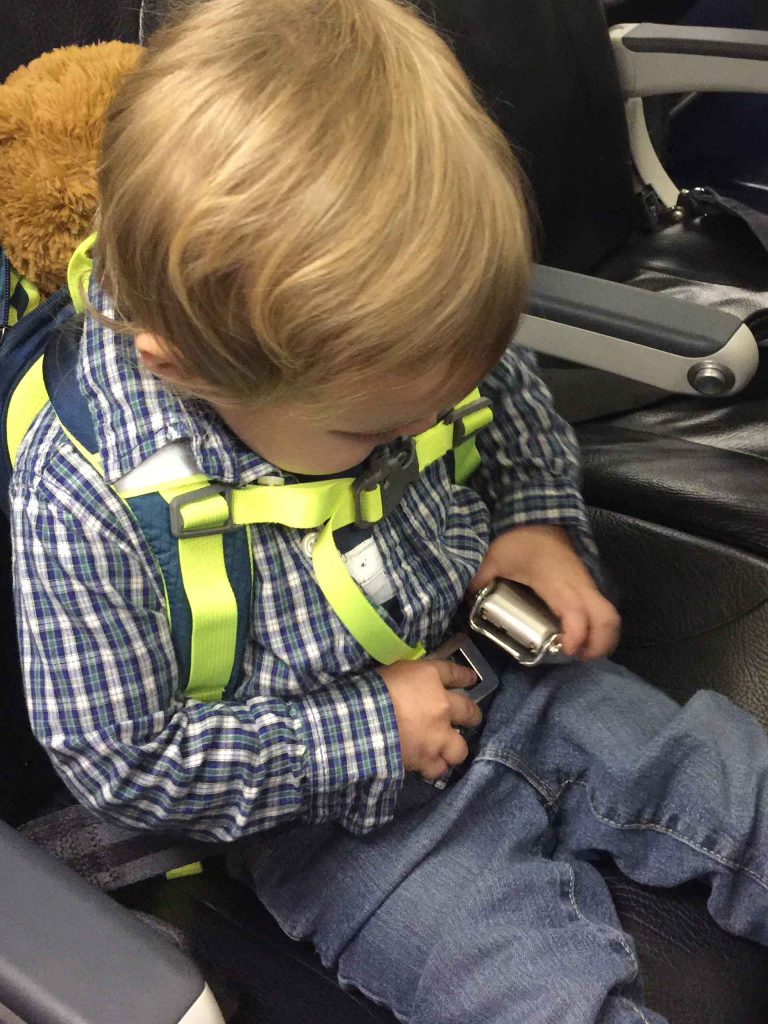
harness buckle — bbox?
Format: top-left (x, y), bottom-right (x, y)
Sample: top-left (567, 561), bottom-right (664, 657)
top-left (352, 437), bottom-right (419, 528)
top-left (440, 396), bottom-right (493, 446)
top-left (169, 484), bottom-right (237, 539)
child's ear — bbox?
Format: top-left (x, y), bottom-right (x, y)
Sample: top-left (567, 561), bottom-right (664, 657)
top-left (134, 331), bottom-right (184, 382)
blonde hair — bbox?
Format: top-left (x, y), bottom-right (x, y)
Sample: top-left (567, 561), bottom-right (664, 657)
top-left (88, 0), bottom-right (532, 411)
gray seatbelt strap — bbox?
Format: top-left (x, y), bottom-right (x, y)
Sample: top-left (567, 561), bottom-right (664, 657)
top-left (681, 185), bottom-right (768, 253)
top-left (20, 803), bottom-right (220, 891)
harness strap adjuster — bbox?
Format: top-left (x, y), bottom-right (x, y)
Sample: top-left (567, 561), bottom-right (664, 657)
top-left (441, 396), bottom-right (493, 446)
top-left (352, 437), bottom-right (419, 528)
top-left (169, 484), bottom-right (237, 538)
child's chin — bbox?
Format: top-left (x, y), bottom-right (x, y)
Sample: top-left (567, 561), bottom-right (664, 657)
top-left (275, 451), bottom-right (373, 478)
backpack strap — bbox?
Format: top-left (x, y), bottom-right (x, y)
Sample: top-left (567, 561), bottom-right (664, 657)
top-left (1, 247), bottom-right (41, 337)
top-left (42, 326), bottom-right (254, 703)
top-left (3, 288), bottom-right (76, 485)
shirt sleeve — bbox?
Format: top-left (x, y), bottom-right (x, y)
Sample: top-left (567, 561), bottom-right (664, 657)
top-left (11, 469), bottom-right (403, 841)
top-left (470, 343), bottom-right (601, 578)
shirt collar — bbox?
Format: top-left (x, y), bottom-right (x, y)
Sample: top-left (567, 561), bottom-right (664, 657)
top-left (77, 277), bottom-right (283, 486)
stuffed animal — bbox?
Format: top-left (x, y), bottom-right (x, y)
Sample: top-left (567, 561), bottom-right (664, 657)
top-left (0, 41), bottom-right (142, 299)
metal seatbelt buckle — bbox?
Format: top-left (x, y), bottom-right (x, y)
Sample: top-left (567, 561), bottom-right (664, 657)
top-left (468, 578), bottom-right (563, 668)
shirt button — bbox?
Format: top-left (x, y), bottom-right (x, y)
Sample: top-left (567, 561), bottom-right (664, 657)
top-left (295, 744), bottom-right (307, 757)
top-left (301, 531), bottom-right (318, 558)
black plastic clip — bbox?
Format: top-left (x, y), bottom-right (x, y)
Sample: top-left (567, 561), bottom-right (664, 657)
top-left (635, 184), bottom-right (669, 231)
top-left (169, 484), bottom-right (237, 538)
top-left (352, 437), bottom-right (419, 528)
top-left (440, 396), bottom-right (492, 446)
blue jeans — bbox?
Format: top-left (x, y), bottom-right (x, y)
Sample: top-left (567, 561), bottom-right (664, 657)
top-left (229, 661), bottom-right (768, 1023)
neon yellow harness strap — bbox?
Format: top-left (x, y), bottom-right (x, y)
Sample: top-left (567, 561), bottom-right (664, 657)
top-left (68, 233), bottom-right (97, 313)
top-left (22, 229), bottom-right (493, 683)
top-left (153, 477), bottom-right (251, 701)
top-left (7, 355), bottom-right (48, 467)
top-left (169, 388), bottom-right (490, 665)
top-left (312, 505), bottom-right (426, 663)
top-left (176, 532), bottom-right (241, 701)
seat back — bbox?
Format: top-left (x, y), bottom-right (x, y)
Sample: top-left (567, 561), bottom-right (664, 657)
top-left (423, 0), bottom-right (637, 271)
top-left (0, 0), bottom-right (172, 83)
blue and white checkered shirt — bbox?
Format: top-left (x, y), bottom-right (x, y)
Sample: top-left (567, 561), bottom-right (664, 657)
top-left (11, 278), bottom-right (598, 840)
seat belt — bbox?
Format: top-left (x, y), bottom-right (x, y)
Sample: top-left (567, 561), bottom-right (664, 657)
top-left (19, 802), bottom-right (215, 891)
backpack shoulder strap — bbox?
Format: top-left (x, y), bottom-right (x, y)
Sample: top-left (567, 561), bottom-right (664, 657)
top-left (2, 287), bottom-right (75, 512)
top-left (43, 328), bottom-right (253, 704)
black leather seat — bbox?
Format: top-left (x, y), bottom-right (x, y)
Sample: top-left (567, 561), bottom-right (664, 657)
top-left (4, 2), bottom-right (768, 1023)
top-left (429, 0), bottom-right (768, 338)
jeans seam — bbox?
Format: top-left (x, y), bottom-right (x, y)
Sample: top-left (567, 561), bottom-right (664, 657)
top-left (335, 971), bottom-right (410, 1023)
top-left (477, 746), bottom-right (560, 808)
top-left (571, 778), bottom-right (768, 894)
top-left (565, 864), bottom-right (658, 1024)
top-left (282, 924), bottom-right (413, 1022)
top-left (564, 861), bottom-right (640, 978)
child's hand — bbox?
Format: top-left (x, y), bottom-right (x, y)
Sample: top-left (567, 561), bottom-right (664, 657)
top-left (378, 659), bottom-right (482, 780)
top-left (469, 525), bottom-right (621, 660)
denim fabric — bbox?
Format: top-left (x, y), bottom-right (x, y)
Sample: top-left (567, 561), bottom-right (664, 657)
top-left (229, 660), bottom-right (768, 1023)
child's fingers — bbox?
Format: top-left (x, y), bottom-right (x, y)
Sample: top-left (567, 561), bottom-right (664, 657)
top-left (581, 598), bottom-right (621, 659)
top-left (554, 599), bottom-right (589, 657)
top-left (447, 691), bottom-right (483, 730)
top-left (433, 659), bottom-right (478, 690)
top-left (440, 728), bottom-right (471, 768)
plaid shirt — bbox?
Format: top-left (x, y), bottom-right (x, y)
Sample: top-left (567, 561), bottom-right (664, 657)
top-left (11, 278), bottom-right (597, 840)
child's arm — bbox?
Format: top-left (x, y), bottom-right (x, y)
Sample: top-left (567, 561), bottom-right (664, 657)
top-left (11, 474), bottom-right (422, 839)
top-left (467, 344), bottom-right (620, 659)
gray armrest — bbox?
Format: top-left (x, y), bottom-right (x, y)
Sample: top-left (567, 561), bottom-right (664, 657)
top-left (516, 265), bottom-right (758, 396)
top-left (611, 22), bottom-right (768, 96)
top-left (0, 821), bottom-right (224, 1024)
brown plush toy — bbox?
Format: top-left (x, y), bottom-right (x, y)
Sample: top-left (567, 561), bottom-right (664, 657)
top-left (0, 41), bottom-right (142, 299)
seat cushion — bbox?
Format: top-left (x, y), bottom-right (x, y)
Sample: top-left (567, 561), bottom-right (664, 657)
top-left (603, 863), bottom-right (768, 1024)
top-left (596, 212), bottom-right (768, 337)
top-left (124, 861), bottom-right (768, 1024)
top-left (578, 356), bottom-right (768, 563)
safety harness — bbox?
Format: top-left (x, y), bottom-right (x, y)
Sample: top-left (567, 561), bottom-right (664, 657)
top-left (7, 234), bottom-right (495, 701)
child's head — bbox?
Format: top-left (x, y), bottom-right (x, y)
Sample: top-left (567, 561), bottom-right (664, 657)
top-left (89, 0), bottom-right (531, 468)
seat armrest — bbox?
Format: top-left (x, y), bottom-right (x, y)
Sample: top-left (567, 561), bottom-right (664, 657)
top-left (0, 820), bottom-right (224, 1024)
top-left (611, 22), bottom-right (768, 97)
top-left (516, 265), bottom-right (758, 396)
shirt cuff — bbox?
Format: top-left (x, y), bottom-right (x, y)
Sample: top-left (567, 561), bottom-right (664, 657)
top-left (491, 478), bottom-right (602, 583)
top-left (298, 669), bottom-right (405, 830)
